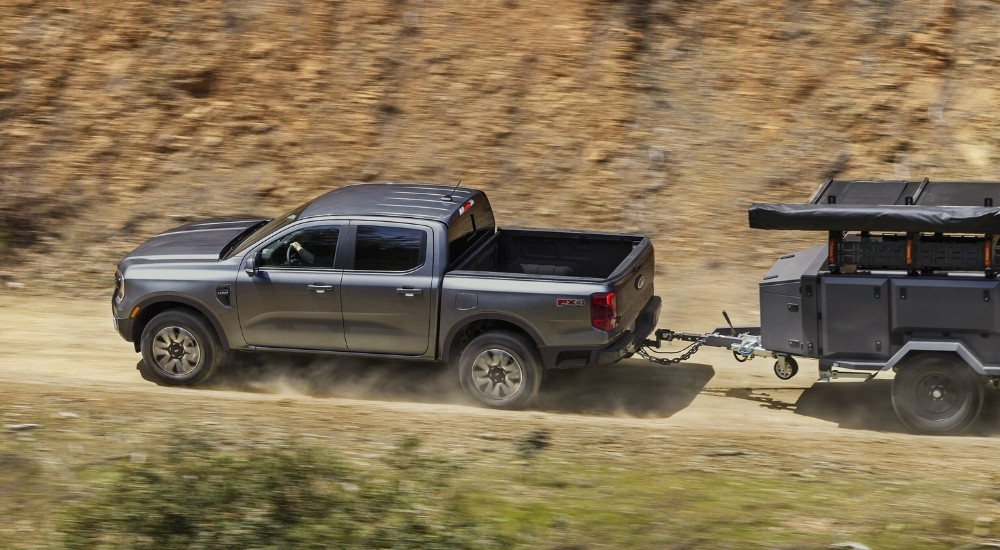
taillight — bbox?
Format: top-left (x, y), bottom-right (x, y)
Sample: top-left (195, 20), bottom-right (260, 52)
top-left (590, 291), bottom-right (617, 331)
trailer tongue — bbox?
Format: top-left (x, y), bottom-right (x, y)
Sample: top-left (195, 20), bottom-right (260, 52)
top-left (641, 178), bottom-right (1000, 434)
top-left (639, 317), bottom-right (799, 379)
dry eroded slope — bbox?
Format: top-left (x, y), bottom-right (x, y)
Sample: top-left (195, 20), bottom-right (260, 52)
top-left (3, 0), bottom-right (1000, 321)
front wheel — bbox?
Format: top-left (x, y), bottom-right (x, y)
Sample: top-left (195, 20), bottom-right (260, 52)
top-left (139, 309), bottom-right (223, 386)
top-left (891, 353), bottom-right (984, 434)
top-left (458, 331), bottom-right (542, 409)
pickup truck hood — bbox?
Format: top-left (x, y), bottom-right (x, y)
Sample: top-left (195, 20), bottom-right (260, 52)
top-left (122, 219), bottom-right (266, 264)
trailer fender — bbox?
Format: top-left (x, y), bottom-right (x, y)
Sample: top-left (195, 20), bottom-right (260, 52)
top-left (883, 340), bottom-right (992, 376)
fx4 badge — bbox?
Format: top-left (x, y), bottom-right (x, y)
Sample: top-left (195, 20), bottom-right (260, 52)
top-left (556, 298), bottom-right (586, 307)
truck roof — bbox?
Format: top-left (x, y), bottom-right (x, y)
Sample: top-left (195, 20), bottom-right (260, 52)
top-left (299, 182), bottom-right (484, 224)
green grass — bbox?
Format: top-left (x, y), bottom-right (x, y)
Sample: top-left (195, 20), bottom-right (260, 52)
top-left (55, 434), bottom-right (506, 550)
top-left (457, 467), bottom-right (971, 549)
top-left (0, 420), bottom-right (989, 549)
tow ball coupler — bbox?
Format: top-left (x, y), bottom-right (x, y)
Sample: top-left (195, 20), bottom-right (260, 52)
top-left (725, 334), bottom-right (800, 380)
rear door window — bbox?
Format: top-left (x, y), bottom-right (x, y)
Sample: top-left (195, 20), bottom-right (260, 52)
top-left (353, 225), bottom-right (426, 271)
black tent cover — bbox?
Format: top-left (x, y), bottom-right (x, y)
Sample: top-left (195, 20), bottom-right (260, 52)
top-left (748, 203), bottom-right (1000, 233)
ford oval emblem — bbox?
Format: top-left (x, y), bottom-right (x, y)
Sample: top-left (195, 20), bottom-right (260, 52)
top-left (635, 274), bottom-right (646, 290)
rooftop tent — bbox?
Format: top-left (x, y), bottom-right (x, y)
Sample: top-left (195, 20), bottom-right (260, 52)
top-left (748, 203), bottom-right (1000, 234)
top-left (808, 178), bottom-right (1000, 207)
top-left (752, 179), bottom-right (1000, 274)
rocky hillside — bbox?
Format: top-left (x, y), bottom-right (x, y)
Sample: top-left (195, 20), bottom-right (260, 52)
top-left (3, 0), bottom-right (1000, 308)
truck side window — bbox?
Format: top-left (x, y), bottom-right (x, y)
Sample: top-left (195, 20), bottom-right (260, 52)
top-left (446, 196), bottom-right (496, 268)
top-left (260, 225), bottom-right (340, 268)
top-left (354, 225), bottom-right (426, 271)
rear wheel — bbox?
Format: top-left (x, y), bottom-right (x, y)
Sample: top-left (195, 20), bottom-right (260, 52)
top-left (458, 331), bottom-right (542, 409)
top-left (139, 309), bottom-right (222, 386)
top-left (891, 353), bottom-right (984, 434)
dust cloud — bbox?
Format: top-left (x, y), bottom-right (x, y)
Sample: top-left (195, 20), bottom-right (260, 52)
top-left (195, 353), bottom-right (716, 419)
top-left (202, 354), bottom-right (469, 406)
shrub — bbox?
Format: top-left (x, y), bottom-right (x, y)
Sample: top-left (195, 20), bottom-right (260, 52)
top-left (59, 434), bottom-right (510, 550)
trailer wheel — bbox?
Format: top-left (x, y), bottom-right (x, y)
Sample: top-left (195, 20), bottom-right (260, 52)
top-left (773, 356), bottom-right (798, 380)
top-left (891, 353), bottom-right (984, 434)
top-left (458, 331), bottom-right (542, 410)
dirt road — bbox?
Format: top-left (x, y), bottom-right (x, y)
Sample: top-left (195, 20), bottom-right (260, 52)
top-left (3, 293), bottom-right (1000, 546)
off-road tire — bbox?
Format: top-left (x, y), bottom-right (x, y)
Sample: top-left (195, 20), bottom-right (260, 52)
top-left (458, 331), bottom-right (542, 409)
top-left (139, 309), bottom-right (222, 386)
top-left (891, 353), bottom-right (984, 435)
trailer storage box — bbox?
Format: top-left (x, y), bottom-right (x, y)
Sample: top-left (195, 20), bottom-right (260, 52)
top-left (759, 246), bottom-right (825, 355)
top-left (889, 278), bottom-right (1000, 333)
top-left (819, 276), bottom-right (892, 360)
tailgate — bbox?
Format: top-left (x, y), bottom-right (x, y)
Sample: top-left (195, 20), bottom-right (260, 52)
top-left (607, 237), bottom-right (656, 337)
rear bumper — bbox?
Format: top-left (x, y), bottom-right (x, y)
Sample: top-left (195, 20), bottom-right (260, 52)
top-left (597, 295), bottom-right (661, 365)
top-left (540, 295), bottom-right (662, 369)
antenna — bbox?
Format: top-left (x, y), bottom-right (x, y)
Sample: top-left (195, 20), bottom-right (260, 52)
top-left (442, 180), bottom-right (462, 202)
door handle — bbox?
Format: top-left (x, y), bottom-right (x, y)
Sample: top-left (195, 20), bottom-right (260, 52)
top-left (308, 283), bottom-right (334, 294)
top-left (396, 287), bottom-right (423, 297)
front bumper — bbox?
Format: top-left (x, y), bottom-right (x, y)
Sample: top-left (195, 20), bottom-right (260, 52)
top-left (112, 298), bottom-right (135, 342)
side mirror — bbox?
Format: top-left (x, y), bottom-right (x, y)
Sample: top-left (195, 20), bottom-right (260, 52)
top-left (245, 255), bottom-right (258, 277)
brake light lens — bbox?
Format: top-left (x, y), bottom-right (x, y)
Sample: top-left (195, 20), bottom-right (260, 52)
top-left (590, 291), bottom-right (617, 331)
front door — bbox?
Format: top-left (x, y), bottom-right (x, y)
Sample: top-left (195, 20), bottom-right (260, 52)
top-left (237, 223), bottom-right (347, 351)
top-left (340, 223), bottom-right (433, 355)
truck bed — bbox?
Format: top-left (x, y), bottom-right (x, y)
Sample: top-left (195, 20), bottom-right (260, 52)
top-left (456, 227), bottom-right (645, 279)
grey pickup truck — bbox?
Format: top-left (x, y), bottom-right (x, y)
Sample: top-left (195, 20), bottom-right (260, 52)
top-left (113, 183), bottom-right (660, 408)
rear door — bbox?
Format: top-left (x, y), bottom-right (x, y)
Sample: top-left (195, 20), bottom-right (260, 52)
top-left (340, 222), bottom-right (435, 355)
top-left (236, 223), bottom-right (347, 350)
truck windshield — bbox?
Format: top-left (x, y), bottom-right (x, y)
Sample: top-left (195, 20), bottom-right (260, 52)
top-left (225, 203), bottom-right (308, 259)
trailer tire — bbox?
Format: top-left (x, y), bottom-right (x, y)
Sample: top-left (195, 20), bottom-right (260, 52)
top-left (458, 331), bottom-right (542, 410)
top-left (891, 353), bottom-right (984, 434)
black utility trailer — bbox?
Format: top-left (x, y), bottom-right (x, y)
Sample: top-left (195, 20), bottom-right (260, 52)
top-left (644, 179), bottom-right (1000, 434)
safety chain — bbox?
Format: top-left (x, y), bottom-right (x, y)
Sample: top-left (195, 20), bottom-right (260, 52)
top-left (637, 339), bottom-right (705, 365)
